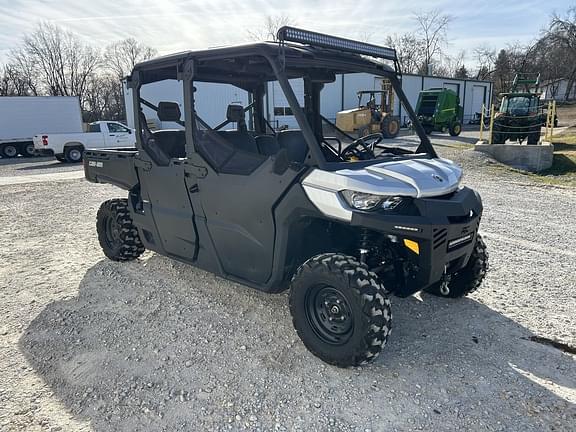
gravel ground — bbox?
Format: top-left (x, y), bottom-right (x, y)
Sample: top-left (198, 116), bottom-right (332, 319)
top-left (0, 143), bottom-right (575, 432)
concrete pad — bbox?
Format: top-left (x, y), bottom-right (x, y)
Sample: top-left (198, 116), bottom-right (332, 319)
top-left (0, 170), bottom-right (85, 186)
top-left (474, 141), bottom-right (554, 172)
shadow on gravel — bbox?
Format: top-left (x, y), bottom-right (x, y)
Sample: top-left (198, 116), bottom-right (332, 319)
top-left (16, 161), bottom-right (73, 171)
top-left (0, 156), bottom-right (52, 166)
top-left (19, 256), bottom-right (576, 431)
top-left (432, 135), bottom-right (479, 145)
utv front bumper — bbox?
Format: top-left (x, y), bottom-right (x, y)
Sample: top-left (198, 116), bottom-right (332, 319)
top-left (351, 186), bottom-right (483, 297)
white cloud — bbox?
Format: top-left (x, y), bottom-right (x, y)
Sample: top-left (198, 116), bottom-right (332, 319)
top-left (0, 0), bottom-right (568, 65)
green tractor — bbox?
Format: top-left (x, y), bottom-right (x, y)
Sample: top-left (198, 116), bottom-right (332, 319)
top-left (415, 88), bottom-right (463, 136)
top-left (491, 74), bottom-right (545, 145)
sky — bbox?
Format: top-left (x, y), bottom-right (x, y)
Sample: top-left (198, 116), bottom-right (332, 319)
top-left (0, 0), bottom-right (573, 68)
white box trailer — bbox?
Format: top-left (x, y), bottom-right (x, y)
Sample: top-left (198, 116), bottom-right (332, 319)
top-left (0, 96), bottom-right (83, 158)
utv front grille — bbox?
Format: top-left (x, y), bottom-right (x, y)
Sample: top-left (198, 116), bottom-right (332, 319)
top-left (433, 228), bottom-right (447, 250)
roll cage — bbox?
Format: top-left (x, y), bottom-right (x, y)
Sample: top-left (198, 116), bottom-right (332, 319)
top-left (127, 27), bottom-right (437, 170)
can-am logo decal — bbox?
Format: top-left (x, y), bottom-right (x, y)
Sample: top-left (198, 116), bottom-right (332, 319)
top-left (432, 174), bottom-right (444, 182)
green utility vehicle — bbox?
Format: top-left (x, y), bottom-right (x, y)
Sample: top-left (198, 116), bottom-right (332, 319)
top-left (415, 88), bottom-right (463, 136)
top-left (491, 73), bottom-right (546, 145)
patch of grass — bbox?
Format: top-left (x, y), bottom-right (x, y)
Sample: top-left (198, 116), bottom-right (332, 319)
top-left (551, 134), bottom-right (576, 146)
top-left (525, 146), bottom-right (576, 187)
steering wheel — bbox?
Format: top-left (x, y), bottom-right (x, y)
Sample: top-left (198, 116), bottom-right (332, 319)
top-left (340, 133), bottom-right (383, 160)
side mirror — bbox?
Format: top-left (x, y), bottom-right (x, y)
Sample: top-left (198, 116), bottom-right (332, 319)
top-left (272, 148), bottom-right (290, 175)
top-left (157, 101), bottom-right (181, 122)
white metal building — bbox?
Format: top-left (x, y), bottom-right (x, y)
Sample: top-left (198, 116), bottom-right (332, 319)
top-left (124, 73), bottom-right (492, 130)
top-left (539, 78), bottom-right (576, 101)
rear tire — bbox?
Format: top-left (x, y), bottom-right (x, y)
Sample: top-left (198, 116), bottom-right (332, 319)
top-left (20, 142), bottom-right (35, 157)
top-left (1, 144), bottom-right (18, 158)
top-left (424, 234), bottom-right (488, 298)
top-left (449, 122), bottom-right (462, 136)
top-left (64, 146), bottom-right (83, 163)
top-left (289, 253), bottom-right (392, 367)
top-left (97, 199), bottom-right (145, 261)
top-left (491, 132), bottom-right (505, 144)
top-left (381, 116), bottom-right (400, 138)
top-left (527, 132), bottom-right (540, 145)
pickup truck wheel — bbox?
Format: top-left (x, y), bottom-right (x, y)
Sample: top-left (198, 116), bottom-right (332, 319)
top-left (2, 144), bottom-right (18, 158)
top-left (289, 253), bottom-right (392, 367)
top-left (424, 234), bottom-right (488, 298)
top-left (97, 199), bottom-right (145, 261)
top-left (64, 147), bottom-right (83, 163)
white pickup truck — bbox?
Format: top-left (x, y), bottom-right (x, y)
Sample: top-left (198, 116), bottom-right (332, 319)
top-left (33, 121), bottom-right (136, 163)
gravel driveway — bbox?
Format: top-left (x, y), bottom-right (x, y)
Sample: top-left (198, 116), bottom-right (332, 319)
top-left (0, 145), bottom-right (574, 432)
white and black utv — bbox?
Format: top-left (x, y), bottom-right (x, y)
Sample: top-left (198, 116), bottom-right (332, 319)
top-left (84, 27), bottom-right (488, 367)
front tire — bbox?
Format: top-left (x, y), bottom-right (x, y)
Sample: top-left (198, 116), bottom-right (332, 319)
top-left (381, 116), bottom-right (400, 138)
top-left (97, 199), bottom-right (145, 261)
top-left (289, 253), bottom-right (392, 367)
top-left (449, 121), bottom-right (462, 136)
top-left (425, 234), bottom-right (488, 298)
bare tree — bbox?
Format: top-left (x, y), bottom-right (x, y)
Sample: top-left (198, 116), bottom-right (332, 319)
top-left (246, 14), bottom-right (295, 42)
top-left (413, 9), bottom-right (452, 74)
top-left (472, 45), bottom-right (496, 79)
top-left (547, 7), bottom-right (576, 100)
top-left (19, 22), bottom-right (100, 104)
top-left (385, 33), bottom-right (425, 74)
top-left (103, 38), bottom-right (157, 79)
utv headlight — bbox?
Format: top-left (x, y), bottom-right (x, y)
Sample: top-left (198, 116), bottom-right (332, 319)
top-left (341, 190), bottom-right (403, 211)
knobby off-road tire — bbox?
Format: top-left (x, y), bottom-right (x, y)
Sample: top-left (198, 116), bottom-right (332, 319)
top-left (289, 253), bottom-right (392, 367)
top-left (97, 199), bottom-right (145, 261)
top-left (425, 234), bottom-right (488, 298)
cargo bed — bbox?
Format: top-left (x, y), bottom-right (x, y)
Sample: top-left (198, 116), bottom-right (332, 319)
top-left (83, 148), bottom-right (139, 190)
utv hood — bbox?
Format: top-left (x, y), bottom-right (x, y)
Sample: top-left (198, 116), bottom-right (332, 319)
top-left (302, 158), bottom-right (462, 198)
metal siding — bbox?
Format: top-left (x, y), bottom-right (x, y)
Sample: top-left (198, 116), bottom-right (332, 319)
top-left (320, 74), bottom-right (343, 122)
top-left (0, 96), bottom-right (83, 140)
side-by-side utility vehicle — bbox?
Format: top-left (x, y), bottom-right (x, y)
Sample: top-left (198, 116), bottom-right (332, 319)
top-left (84, 27), bottom-right (488, 367)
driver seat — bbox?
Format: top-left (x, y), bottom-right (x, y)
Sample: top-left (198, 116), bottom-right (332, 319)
top-left (216, 104), bottom-right (258, 154)
top-left (277, 130), bottom-right (308, 163)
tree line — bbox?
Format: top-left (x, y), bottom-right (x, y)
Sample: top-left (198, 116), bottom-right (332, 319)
top-left (0, 23), bottom-right (156, 122)
top-left (386, 7), bottom-right (576, 100)
top-left (2, 8), bottom-right (576, 123)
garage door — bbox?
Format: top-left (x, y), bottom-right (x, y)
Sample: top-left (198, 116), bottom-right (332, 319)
top-left (471, 85), bottom-right (487, 118)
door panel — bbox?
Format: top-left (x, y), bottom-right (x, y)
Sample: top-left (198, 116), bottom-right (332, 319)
top-left (194, 158), bottom-right (300, 284)
top-left (138, 161), bottom-right (198, 260)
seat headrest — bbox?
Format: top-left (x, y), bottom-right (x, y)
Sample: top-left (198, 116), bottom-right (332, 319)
top-left (226, 105), bottom-right (245, 123)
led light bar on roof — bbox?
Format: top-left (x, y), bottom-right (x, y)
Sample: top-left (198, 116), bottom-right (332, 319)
top-left (277, 26), bottom-right (397, 61)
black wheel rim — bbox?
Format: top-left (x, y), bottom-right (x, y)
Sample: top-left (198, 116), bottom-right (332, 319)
top-left (104, 216), bottom-right (121, 249)
top-left (305, 285), bottom-right (353, 345)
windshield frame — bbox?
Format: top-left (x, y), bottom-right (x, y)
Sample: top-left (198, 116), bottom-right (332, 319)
top-left (130, 41), bottom-right (438, 171)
